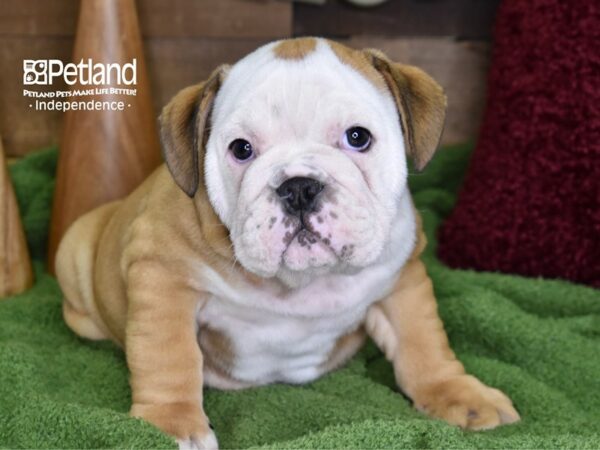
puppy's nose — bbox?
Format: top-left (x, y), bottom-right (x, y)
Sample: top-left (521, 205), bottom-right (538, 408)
top-left (276, 177), bottom-right (324, 216)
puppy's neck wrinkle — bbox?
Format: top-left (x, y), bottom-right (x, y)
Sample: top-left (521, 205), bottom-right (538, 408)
top-left (193, 190), bottom-right (234, 261)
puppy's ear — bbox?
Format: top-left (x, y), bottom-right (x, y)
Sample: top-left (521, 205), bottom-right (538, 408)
top-left (367, 50), bottom-right (447, 171)
top-left (159, 66), bottom-right (228, 197)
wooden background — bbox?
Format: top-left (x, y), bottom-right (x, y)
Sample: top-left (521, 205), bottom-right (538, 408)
top-left (0, 0), bottom-right (500, 158)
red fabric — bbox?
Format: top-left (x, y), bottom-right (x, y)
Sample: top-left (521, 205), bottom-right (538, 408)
top-left (437, 0), bottom-right (600, 287)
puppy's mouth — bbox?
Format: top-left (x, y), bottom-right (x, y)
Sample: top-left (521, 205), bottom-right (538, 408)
top-left (277, 209), bottom-right (341, 274)
top-left (282, 213), bottom-right (325, 249)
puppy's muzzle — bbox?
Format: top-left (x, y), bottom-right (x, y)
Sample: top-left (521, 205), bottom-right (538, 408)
top-left (276, 177), bottom-right (324, 217)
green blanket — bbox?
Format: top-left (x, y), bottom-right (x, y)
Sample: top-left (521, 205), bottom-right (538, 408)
top-left (1, 146), bottom-right (598, 449)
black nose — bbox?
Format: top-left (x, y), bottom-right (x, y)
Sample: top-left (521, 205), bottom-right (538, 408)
top-left (276, 177), bottom-right (324, 216)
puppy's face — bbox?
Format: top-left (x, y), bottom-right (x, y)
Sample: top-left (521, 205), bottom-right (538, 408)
top-left (161, 39), bottom-right (446, 287)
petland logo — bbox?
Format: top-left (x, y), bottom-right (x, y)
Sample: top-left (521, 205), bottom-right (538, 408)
top-left (23, 58), bottom-right (138, 112)
top-left (23, 59), bottom-right (137, 86)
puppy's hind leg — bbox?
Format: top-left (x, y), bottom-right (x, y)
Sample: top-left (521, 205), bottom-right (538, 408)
top-left (55, 202), bottom-right (120, 341)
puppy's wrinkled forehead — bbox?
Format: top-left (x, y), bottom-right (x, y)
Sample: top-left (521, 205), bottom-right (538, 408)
top-left (211, 38), bottom-right (392, 128)
top-left (273, 38), bottom-right (386, 89)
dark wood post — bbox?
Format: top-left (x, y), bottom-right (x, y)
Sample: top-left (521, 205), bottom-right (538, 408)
top-left (47, 0), bottom-right (162, 273)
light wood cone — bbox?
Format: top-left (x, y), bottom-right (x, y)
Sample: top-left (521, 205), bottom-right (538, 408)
top-left (0, 138), bottom-right (33, 297)
top-left (47, 0), bottom-right (162, 273)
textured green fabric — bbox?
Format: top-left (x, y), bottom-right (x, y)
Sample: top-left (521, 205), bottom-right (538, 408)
top-left (1, 146), bottom-right (598, 449)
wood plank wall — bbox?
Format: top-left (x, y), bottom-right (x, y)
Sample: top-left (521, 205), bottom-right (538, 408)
top-left (0, 0), bottom-right (498, 158)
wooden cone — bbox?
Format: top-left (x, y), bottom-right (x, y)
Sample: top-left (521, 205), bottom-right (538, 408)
top-left (47, 0), bottom-right (162, 273)
top-left (0, 138), bottom-right (33, 297)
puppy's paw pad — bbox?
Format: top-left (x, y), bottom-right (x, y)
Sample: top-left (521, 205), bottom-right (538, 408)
top-left (415, 375), bottom-right (520, 430)
top-left (177, 429), bottom-right (219, 450)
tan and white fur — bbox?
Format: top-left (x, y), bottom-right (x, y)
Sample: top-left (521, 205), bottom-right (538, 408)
top-left (56, 38), bottom-right (520, 449)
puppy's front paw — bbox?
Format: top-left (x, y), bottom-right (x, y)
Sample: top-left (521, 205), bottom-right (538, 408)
top-left (413, 375), bottom-right (520, 430)
top-left (131, 402), bottom-right (218, 449)
top-left (177, 430), bottom-right (218, 450)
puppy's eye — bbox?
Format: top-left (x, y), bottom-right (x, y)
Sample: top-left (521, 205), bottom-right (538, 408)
top-left (341, 127), bottom-right (372, 152)
top-left (229, 139), bottom-right (254, 162)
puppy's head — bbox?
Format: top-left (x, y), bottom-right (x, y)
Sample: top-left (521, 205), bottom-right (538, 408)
top-left (160, 38), bottom-right (446, 287)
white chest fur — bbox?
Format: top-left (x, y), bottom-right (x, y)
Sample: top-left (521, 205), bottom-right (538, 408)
top-left (198, 291), bottom-right (369, 385)
top-left (196, 196), bottom-right (416, 387)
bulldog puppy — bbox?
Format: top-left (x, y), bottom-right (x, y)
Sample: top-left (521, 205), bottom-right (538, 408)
top-left (56, 38), bottom-right (520, 449)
